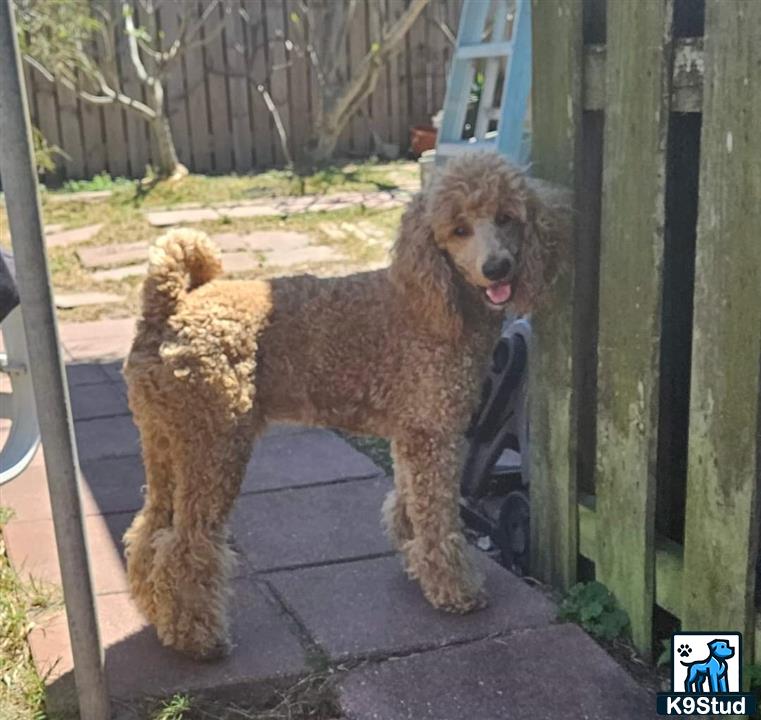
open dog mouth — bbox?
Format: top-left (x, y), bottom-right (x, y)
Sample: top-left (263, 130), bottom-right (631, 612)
top-left (484, 279), bottom-right (513, 307)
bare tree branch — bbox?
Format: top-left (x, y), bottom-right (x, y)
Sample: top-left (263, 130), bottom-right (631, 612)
top-left (330, 0), bottom-right (429, 130)
top-left (23, 53), bottom-right (157, 119)
top-left (123, 2), bottom-right (153, 85)
top-left (429, 15), bottom-right (456, 46)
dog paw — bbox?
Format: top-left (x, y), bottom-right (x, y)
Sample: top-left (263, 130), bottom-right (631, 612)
top-left (677, 643), bottom-right (691, 658)
top-left (427, 586), bottom-right (489, 614)
top-left (189, 638), bottom-right (232, 662)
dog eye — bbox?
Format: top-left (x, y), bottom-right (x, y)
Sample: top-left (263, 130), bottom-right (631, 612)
top-left (453, 225), bottom-right (471, 237)
top-left (496, 213), bottom-right (512, 226)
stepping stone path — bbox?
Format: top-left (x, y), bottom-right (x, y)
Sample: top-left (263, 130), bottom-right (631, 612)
top-left (55, 292), bottom-right (124, 309)
top-left (91, 264), bottom-right (147, 282)
top-left (47, 189), bottom-right (112, 203)
top-left (319, 220), bottom-right (392, 247)
top-left (144, 189), bottom-right (410, 227)
top-left (46, 223), bottom-right (103, 248)
top-left (84, 231), bottom-right (346, 282)
top-left (0, 318), bottom-right (658, 718)
top-left (78, 240), bottom-right (148, 269)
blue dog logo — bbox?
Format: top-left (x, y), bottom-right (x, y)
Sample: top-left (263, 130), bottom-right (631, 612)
top-left (681, 639), bottom-right (735, 693)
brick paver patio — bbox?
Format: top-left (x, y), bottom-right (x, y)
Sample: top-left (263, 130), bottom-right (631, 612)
top-left (0, 319), bottom-right (659, 719)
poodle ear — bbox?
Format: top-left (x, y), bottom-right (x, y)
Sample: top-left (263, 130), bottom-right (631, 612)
top-left (514, 182), bottom-right (572, 313)
top-left (390, 194), bottom-right (462, 338)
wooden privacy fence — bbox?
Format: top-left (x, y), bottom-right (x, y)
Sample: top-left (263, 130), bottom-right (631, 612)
top-left (529, 0), bottom-right (761, 658)
top-left (23, 0), bottom-right (461, 182)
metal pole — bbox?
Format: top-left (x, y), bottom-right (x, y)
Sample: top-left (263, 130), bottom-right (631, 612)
top-left (0, 3), bottom-right (110, 719)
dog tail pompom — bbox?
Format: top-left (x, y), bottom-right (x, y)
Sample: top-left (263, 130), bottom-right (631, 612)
top-left (141, 228), bottom-right (222, 323)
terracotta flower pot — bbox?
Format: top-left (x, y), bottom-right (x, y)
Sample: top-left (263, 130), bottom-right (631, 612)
top-left (410, 125), bottom-right (438, 158)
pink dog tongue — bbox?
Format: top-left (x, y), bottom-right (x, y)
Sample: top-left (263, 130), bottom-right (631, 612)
top-left (486, 281), bottom-right (512, 305)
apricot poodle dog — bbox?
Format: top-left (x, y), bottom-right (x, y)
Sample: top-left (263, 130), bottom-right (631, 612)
top-left (123, 153), bottom-right (570, 659)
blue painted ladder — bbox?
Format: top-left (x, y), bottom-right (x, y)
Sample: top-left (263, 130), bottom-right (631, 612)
top-left (437, 0), bottom-right (532, 164)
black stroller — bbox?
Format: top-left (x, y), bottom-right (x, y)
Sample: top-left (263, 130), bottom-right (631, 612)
top-left (460, 317), bottom-right (531, 575)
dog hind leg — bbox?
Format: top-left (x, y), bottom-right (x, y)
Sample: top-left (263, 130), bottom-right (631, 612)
top-left (147, 414), bottom-right (260, 659)
top-left (123, 423), bottom-right (175, 626)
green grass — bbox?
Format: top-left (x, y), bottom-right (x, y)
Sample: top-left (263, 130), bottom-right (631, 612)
top-left (46, 160), bottom-right (418, 213)
top-left (0, 508), bottom-right (60, 720)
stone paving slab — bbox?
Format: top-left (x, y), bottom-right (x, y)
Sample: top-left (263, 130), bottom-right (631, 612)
top-left (242, 428), bottom-right (381, 492)
top-left (75, 415), bottom-right (141, 461)
top-left (59, 318), bottom-right (135, 362)
top-left (69, 381), bottom-right (130, 420)
top-left (232, 477), bottom-right (392, 572)
top-left (46, 223), bottom-right (103, 248)
top-left (213, 230), bottom-right (312, 253)
top-left (221, 204), bottom-right (283, 219)
top-left (145, 191), bottom-right (410, 227)
top-left (144, 207), bottom-right (221, 226)
top-left (32, 578), bottom-right (308, 713)
top-left (339, 624), bottom-right (658, 720)
top-left (268, 553), bottom-right (555, 661)
top-left (55, 292), bottom-right (125, 309)
top-left (47, 189), bottom-right (112, 203)
top-left (92, 263), bottom-right (147, 282)
top-left (0, 452), bottom-right (145, 522)
top-left (221, 251), bottom-right (264, 274)
top-left (3, 511), bottom-right (132, 595)
top-left (265, 244), bottom-right (344, 267)
top-left (66, 362), bottom-right (112, 386)
top-left (78, 241), bottom-right (148, 269)
top-left (0, 453), bottom-right (51, 522)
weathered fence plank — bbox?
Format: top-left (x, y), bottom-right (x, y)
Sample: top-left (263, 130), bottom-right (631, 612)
top-left (594, 0), bottom-right (673, 654)
top-left (205, 1), bottom-right (233, 172)
top-left (681, 0), bottom-right (761, 644)
top-left (265, 0), bottom-right (290, 166)
top-left (226, 0), bottom-right (254, 171)
top-left (163, 1), bottom-right (193, 170)
top-left (245, 0), bottom-right (274, 168)
top-left (528, 0), bottom-right (583, 593)
top-left (285, 0), bottom-right (309, 164)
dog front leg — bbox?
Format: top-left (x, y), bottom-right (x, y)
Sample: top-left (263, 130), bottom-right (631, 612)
top-left (392, 432), bottom-right (486, 613)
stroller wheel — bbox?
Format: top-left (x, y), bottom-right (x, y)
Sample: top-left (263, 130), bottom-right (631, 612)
top-left (498, 490), bottom-right (530, 575)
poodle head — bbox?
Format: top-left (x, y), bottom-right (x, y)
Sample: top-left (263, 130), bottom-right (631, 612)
top-left (391, 153), bottom-right (568, 329)
top-left (427, 153), bottom-right (567, 314)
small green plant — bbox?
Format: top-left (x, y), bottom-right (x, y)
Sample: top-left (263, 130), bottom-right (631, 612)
top-left (151, 693), bottom-right (191, 720)
top-left (32, 126), bottom-right (68, 176)
top-left (61, 172), bottom-right (132, 194)
top-left (559, 581), bottom-right (630, 641)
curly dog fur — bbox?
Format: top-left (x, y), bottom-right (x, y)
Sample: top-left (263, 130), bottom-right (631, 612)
top-left (123, 153), bottom-right (570, 659)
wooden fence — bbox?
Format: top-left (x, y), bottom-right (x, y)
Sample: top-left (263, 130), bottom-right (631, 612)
top-left (529, 0), bottom-right (761, 660)
top-left (23, 0), bottom-right (461, 182)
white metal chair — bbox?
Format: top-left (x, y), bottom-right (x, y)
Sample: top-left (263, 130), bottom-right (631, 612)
top-left (0, 306), bottom-right (40, 485)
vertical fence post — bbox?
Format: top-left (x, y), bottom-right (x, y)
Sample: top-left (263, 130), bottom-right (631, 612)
top-left (0, 2), bottom-right (110, 718)
top-left (594, 0), bottom-right (673, 655)
top-left (681, 0), bottom-right (761, 650)
top-left (528, 0), bottom-right (583, 592)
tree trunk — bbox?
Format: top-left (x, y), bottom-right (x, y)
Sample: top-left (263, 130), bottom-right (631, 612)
top-left (303, 0), bottom-right (429, 166)
top-left (305, 121), bottom-right (342, 166)
top-left (150, 112), bottom-right (184, 178)
top-left (148, 81), bottom-right (186, 179)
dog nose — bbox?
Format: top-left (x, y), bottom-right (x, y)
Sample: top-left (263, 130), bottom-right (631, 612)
top-left (482, 256), bottom-right (513, 281)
